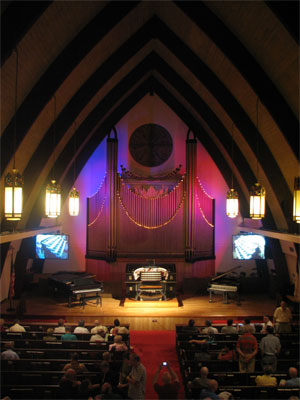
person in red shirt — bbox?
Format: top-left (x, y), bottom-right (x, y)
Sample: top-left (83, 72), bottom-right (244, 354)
top-left (217, 343), bottom-right (237, 361)
top-left (236, 325), bottom-right (258, 373)
top-left (153, 362), bottom-right (181, 399)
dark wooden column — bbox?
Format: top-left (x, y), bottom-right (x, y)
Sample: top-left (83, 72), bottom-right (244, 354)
top-left (185, 130), bottom-right (197, 262)
top-left (106, 129), bottom-right (118, 261)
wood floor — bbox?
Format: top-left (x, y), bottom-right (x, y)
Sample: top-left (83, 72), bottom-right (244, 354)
top-left (1, 290), bottom-right (278, 330)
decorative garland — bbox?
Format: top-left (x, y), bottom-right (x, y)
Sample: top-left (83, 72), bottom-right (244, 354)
top-left (87, 196), bottom-right (106, 227)
top-left (117, 191), bottom-right (186, 230)
top-left (195, 193), bottom-right (214, 228)
top-left (196, 177), bottom-right (214, 199)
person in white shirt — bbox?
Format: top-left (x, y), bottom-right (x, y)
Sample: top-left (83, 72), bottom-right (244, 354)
top-left (261, 315), bottom-right (273, 334)
top-left (90, 329), bottom-right (106, 342)
top-left (201, 320), bottom-right (218, 335)
top-left (74, 320), bottom-right (89, 334)
top-left (7, 319), bottom-right (25, 332)
top-left (54, 319), bottom-right (66, 333)
top-left (239, 319), bottom-right (255, 334)
top-left (91, 320), bottom-right (108, 334)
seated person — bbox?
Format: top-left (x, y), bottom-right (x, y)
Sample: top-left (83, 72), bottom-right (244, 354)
top-left (54, 318), bottom-right (66, 333)
top-left (1, 341), bottom-right (19, 360)
top-left (0, 318), bottom-right (6, 332)
top-left (61, 326), bottom-right (77, 341)
top-left (91, 319), bottom-right (108, 334)
top-left (100, 382), bottom-right (122, 399)
top-left (182, 319), bottom-right (199, 334)
top-left (74, 319), bottom-right (89, 334)
top-left (217, 343), bottom-right (236, 361)
top-left (63, 352), bottom-right (88, 374)
top-left (109, 334), bottom-right (128, 352)
top-left (260, 315), bottom-right (273, 334)
top-left (194, 342), bottom-right (212, 362)
top-left (239, 318), bottom-right (255, 334)
top-left (43, 328), bottom-right (57, 341)
top-left (58, 368), bottom-right (81, 399)
top-left (110, 319), bottom-right (129, 335)
top-left (78, 378), bottom-right (100, 399)
top-left (98, 361), bottom-right (119, 389)
top-left (279, 367), bottom-right (300, 388)
top-left (7, 319), bottom-right (26, 332)
top-left (90, 328), bottom-right (107, 342)
top-left (199, 379), bottom-right (220, 400)
top-left (255, 366), bottom-right (277, 386)
top-left (189, 327), bottom-right (215, 346)
top-left (201, 320), bottom-right (219, 335)
top-left (221, 319), bottom-right (238, 334)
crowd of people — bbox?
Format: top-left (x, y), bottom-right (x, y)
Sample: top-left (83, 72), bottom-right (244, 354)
top-left (0, 300), bottom-right (299, 400)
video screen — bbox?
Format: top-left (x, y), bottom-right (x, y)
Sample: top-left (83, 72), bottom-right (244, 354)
top-left (232, 234), bottom-right (265, 260)
top-left (36, 234), bottom-right (69, 260)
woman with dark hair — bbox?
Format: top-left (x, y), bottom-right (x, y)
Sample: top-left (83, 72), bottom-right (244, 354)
top-left (110, 319), bottom-right (129, 335)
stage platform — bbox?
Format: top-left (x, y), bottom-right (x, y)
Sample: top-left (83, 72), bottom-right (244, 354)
top-left (1, 288), bottom-right (279, 330)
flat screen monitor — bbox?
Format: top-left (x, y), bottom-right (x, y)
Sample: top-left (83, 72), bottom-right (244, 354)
top-left (36, 234), bottom-right (69, 260)
top-left (232, 234), bottom-right (265, 260)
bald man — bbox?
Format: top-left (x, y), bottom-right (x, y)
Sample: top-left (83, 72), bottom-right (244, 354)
top-left (199, 379), bottom-right (221, 399)
top-left (279, 367), bottom-right (300, 388)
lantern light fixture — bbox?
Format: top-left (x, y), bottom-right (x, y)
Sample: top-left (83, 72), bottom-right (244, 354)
top-left (250, 97), bottom-right (265, 219)
top-left (293, 177), bottom-right (300, 223)
top-left (226, 123), bottom-right (239, 218)
top-left (69, 121), bottom-right (80, 216)
top-left (4, 48), bottom-right (24, 221)
top-left (45, 95), bottom-right (61, 218)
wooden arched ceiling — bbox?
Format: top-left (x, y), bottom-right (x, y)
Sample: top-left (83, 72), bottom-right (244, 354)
top-left (1, 1), bottom-right (299, 233)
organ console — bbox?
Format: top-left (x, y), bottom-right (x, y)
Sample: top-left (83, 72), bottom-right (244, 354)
top-left (125, 264), bottom-right (176, 301)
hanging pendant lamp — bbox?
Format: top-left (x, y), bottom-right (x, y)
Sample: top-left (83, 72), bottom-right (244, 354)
top-left (226, 123), bottom-right (239, 218)
top-left (250, 98), bottom-right (265, 219)
top-left (293, 177), bottom-right (300, 223)
top-left (5, 48), bottom-right (24, 221)
top-left (69, 122), bottom-right (80, 216)
top-left (45, 95), bottom-right (61, 218)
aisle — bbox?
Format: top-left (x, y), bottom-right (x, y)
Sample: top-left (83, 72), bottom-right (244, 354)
top-left (130, 330), bottom-right (185, 400)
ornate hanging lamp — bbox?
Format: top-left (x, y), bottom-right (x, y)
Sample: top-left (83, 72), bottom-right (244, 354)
top-left (5, 48), bottom-right (24, 221)
top-left (69, 122), bottom-right (80, 216)
top-left (226, 123), bottom-right (239, 218)
top-left (250, 98), bottom-right (265, 219)
top-left (293, 177), bottom-right (300, 223)
top-left (45, 96), bottom-right (61, 218)
top-left (69, 187), bottom-right (80, 216)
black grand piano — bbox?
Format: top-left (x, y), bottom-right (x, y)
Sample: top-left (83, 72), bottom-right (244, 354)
top-left (48, 272), bottom-right (103, 307)
top-left (208, 266), bottom-right (241, 305)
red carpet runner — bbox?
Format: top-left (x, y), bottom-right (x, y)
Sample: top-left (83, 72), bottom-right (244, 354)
top-left (130, 330), bottom-right (185, 400)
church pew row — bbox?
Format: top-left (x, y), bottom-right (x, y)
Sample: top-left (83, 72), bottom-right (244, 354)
top-left (186, 385), bottom-right (300, 400)
top-left (178, 343), bottom-right (300, 360)
top-left (3, 323), bottom-right (130, 332)
top-left (0, 347), bottom-right (126, 360)
top-left (1, 385), bottom-right (60, 400)
top-left (1, 370), bottom-right (106, 385)
top-left (179, 358), bottom-right (300, 375)
top-left (1, 331), bottom-right (130, 343)
top-left (1, 358), bottom-right (122, 372)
